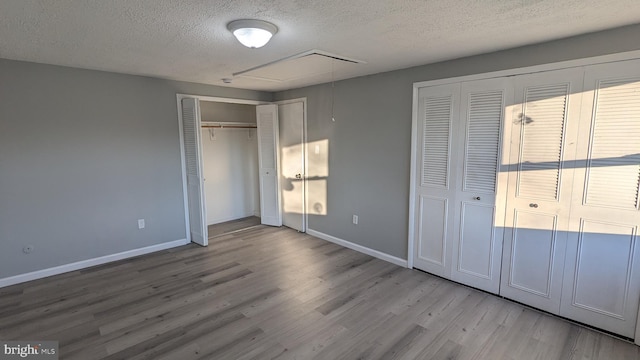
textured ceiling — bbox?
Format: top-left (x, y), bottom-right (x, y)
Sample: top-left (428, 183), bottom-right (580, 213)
top-left (1, 0), bottom-right (639, 91)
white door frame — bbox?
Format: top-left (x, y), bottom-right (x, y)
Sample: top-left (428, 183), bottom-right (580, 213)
top-left (177, 95), bottom-right (309, 242)
top-left (176, 94), bottom-right (269, 243)
top-left (275, 98), bottom-right (308, 232)
top-left (408, 49), bottom-right (640, 270)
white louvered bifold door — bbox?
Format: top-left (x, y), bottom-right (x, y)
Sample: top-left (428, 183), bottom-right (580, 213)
top-left (560, 59), bottom-right (640, 338)
top-left (412, 83), bottom-right (461, 277)
top-left (499, 68), bottom-right (584, 314)
top-left (181, 98), bottom-right (208, 246)
top-left (257, 104), bottom-right (282, 227)
top-left (449, 78), bottom-right (511, 294)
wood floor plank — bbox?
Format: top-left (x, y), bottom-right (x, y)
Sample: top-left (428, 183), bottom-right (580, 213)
top-left (207, 216), bottom-right (261, 238)
top-left (0, 225), bottom-right (638, 359)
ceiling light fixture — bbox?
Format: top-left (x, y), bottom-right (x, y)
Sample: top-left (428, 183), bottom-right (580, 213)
top-left (227, 19), bottom-right (278, 49)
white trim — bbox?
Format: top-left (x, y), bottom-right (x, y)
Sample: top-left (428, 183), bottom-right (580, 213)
top-left (177, 94), bottom-right (268, 105)
top-left (194, 99), bottom-right (209, 244)
top-left (413, 50), bottom-right (640, 89)
top-left (275, 97), bottom-right (309, 232)
top-left (0, 239), bottom-right (189, 288)
top-left (274, 97), bottom-right (308, 106)
top-left (407, 86), bottom-right (419, 269)
top-left (176, 96), bottom-right (191, 243)
top-left (307, 229), bottom-right (408, 268)
top-left (302, 99), bottom-right (308, 233)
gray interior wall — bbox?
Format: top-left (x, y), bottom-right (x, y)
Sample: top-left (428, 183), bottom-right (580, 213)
top-left (2, 23), bottom-right (640, 279)
top-left (200, 102), bottom-right (257, 123)
top-left (0, 58), bottom-right (271, 278)
top-left (275, 23), bottom-right (640, 259)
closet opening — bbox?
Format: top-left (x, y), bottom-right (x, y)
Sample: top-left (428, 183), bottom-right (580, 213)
top-left (199, 101), bottom-right (261, 238)
top-left (177, 95), bottom-right (308, 245)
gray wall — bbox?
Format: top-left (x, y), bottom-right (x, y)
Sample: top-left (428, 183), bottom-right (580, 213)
top-left (200, 102), bottom-right (257, 123)
top-left (2, 23), bottom-right (640, 279)
top-left (275, 23), bottom-right (640, 259)
top-left (0, 59), bottom-right (271, 278)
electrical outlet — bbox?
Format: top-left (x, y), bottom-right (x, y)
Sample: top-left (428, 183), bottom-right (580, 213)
top-left (138, 219), bottom-right (145, 229)
top-left (23, 245), bottom-right (34, 254)
top-left (352, 215), bottom-right (358, 225)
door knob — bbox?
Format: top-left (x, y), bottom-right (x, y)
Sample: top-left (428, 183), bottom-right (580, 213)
top-left (529, 203), bottom-right (539, 208)
top-left (295, 174), bottom-right (302, 179)
top-left (473, 196), bottom-right (481, 200)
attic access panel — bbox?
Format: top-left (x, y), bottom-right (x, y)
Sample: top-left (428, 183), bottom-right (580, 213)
top-left (234, 50), bottom-right (366, 83)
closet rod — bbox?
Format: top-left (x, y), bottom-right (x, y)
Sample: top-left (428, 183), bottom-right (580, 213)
top-left (201, 124), bottom-right (257, 129)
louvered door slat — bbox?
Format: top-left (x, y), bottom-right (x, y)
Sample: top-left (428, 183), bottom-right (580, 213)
top-left (181, 98), bottom-right (207, 245)
top-left (516, 84), bottom-right (570, 200)
top-left (464, 91), bottom-right (503, 193)
top-left (585, 78), bottom-right (640, 209)
top-left (259, 116), bottom-right (276, 169)
top-left (182, 104), bottom-right (199, 177)
top-left (422, 96), bottom-right (453, 188)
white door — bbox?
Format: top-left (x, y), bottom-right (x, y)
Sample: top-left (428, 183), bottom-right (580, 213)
top-left (181, 98), bottom-right (208, 246)
top-left (499, 68), bottom-right (584, 314)
top-left (560, 60), bottom-right (640, 338)
top-left (256, 104), bottom-right (282, 227)
top-left (412, 83), bottom-right (461, 278)
top-left (278, 101), bottom-right (305, 232)
top-left (449, 78), bottom-right (511, 294)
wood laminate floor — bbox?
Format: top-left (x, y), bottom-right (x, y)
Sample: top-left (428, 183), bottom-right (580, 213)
top-left (207, 216), bottom-right (261, 239)
top-left (0, 226), bottom-right (638, 359)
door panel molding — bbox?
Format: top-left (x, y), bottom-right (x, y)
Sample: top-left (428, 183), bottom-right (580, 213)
top-left (507, 210), bottom-right (558, 299)
top-left (417, 195), bottom-right (448, 268)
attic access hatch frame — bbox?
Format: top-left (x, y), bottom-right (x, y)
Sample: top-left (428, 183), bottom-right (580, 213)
top-left (233, 49), bottom-right (366, 83)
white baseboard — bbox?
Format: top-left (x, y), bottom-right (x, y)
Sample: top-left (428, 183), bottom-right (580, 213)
top-left (0, 238), bottom-right (189, 288)
top-left (306, 229), bottom-right (408, 268)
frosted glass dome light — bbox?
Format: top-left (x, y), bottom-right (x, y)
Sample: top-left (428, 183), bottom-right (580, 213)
top-left (227, 19), bottom-right (278, 48)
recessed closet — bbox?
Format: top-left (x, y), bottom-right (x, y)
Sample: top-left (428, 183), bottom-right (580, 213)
top-left (199, 101), bottom-right (260, 230)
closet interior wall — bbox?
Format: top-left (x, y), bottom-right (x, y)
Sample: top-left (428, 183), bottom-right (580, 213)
top-left (200, 101), bottom-right (260, 226)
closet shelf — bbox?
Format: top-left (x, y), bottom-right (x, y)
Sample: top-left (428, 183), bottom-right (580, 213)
top-left (201, 121), bottom-right (257, 129)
